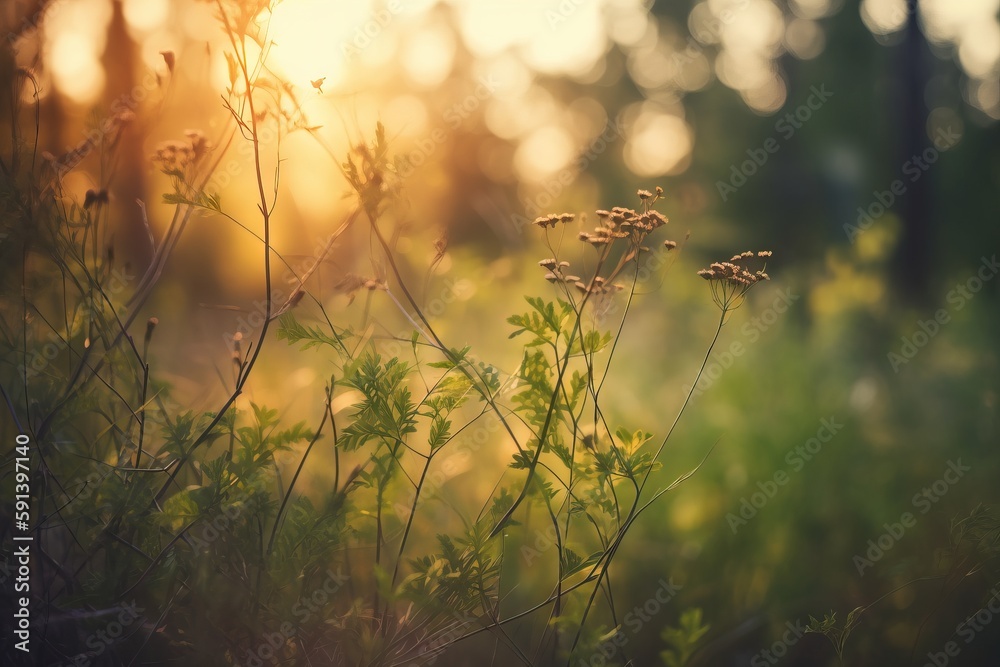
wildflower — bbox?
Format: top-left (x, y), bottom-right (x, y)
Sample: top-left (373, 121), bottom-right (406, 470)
top-left (144, 317), bottom-right (158, 349)
top-left (152, 131), bottom-right (210, 173)
top-left (697, 250), bottom-right (773, 311)
top-left (185, 130), bottom-right (208, 162)
top-left (533, 187), bottom-right (674, 297)
top-left (84, 189), bottom-right (109, 210)
top-left (533, 214), bottom-right (560, 229)
top-left (646, 210), bottom-right (668, 228)
top-left (663, 240), bottom-right (677, 250)
top-left (433, 232), bottom-right (449, 258)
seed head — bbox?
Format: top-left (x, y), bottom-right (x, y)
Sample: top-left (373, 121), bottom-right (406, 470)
top-left (697, 250), bottom-right (773, 311)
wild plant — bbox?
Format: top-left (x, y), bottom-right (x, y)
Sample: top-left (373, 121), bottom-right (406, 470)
top-left (0, 2), bottom-right (775, 665)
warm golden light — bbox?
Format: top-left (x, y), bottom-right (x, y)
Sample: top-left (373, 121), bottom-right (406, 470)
top-left (860, 0), bottom-right (908, 35)
top-left (123, 0), bottom-right (170, 34)
top-left (624, 107), bottom-right (693, 176)
top-left (513, 124), bottom-right (575, 181)
top-left (266, 0), bottom-right (380, 89)
top-left (401, 23), bottom-right (456, 87)
top-left (44, 0), bottom-right (112, 105)
top-left (48, 31), bottom-right (105, 105)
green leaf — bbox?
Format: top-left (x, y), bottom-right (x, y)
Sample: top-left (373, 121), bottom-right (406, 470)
top-left (275, 313), bottom-right (349, 351)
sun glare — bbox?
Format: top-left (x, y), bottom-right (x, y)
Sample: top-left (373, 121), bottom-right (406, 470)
top-left (266, 0), bottom-right (381, 89)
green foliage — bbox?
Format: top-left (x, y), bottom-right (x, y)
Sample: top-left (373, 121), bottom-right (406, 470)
top-left (659, 608), bottom-right (710, 667)
top-left (339, 355), bottom-right (418, 452)
top-left (0, 7), bottom-right (745, 664)
top-left (806, 607), bottom-right (864, 661)
top-left (276, 312), bottom-right (351, 351)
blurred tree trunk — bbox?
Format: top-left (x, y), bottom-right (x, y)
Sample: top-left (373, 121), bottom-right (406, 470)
top-left (891, 0), bottom-right (932, 305)
top-left (102, 0), bottom-right (151, 269)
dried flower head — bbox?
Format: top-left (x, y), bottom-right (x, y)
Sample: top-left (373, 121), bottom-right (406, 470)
top-left (152, 130), bottom-right (211, 174)
top-left (84, 189), bottom-right (109, 210)
top-left (698, 250), bottom-right (772, 311)
top-left (532, 186), bottom-right (672, 303)
top-left (533, 213), bottom-right (572, 229)
top-left (144, 317), bottom-right (158, 349)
